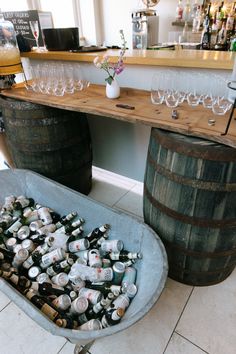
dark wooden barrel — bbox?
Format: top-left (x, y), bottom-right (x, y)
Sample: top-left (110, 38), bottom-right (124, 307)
top-left (1, 97), bottom-right (92, 195)
top-left (143, 128), bottom-right (236, 286)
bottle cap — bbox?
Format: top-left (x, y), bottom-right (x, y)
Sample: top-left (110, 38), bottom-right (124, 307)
top-left (6, 237), bottom-right (17, 251)
top-left (28, 266), bottom-right (41, 279)
top-left (17, 226), bottom-right (30, 240)
top-left (126, 283), bottom-right (138, 298)
top-left (36, 272), bottom-right (51, 284)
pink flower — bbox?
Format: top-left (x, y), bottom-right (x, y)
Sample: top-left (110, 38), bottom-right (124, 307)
top-left (93, 30), bottom-right (126, 83)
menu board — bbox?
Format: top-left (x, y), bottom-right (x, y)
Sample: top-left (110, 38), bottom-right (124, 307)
top-left (3, 10), bottom-right (44, 47)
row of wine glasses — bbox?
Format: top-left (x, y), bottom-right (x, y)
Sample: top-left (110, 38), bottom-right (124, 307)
top-left (25, 63), bottom-right (90, 96)
top-left (151, 71), bottom-right (232, 115)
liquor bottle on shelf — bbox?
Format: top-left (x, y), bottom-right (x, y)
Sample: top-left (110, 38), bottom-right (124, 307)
top-left (226, 2), bottom-right (235, 32)
top-left (191, 0), bottom-right (199, 19)
top-left (216, 2), bottom-right (224, 31)
top-left (192, 5), bottom-right (202, 33)
top-left (201, 3), bottom-right (212, 50)
top-left (183, 0), bottom-right (191, 22)
top-left (176, 0), bottom-right (184, 21)
top-left (214, 21), bottom-right (227, 50)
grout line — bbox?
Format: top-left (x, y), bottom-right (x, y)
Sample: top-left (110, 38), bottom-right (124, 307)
top-left (56, 340), bottom-right (68, 354)
top-left (0, 300), bottom-right (11, 313)
top-left (175, 332), bottom-right (210, 354)
top-left (114, 205), bottom-right (143, 221)
top-left (162, 286), bottom-right (195, 354)
top-left (111, 188), bottom-right (134, 208)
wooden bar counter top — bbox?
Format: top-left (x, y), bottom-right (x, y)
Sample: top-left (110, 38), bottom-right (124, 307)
top-left (1, 84), bottom-right (236, 148)
top-left (21, 49), bottom-right (235, 70)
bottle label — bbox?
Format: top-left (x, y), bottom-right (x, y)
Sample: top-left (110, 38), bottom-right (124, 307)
top-left (96, 268), bottom-right (113, 282)
top-left (41, 248), bottom-right (64, 268)
top-left (226, 17), bottom-right (234, 31)
top-left (46, 266), bottom-right (57, 277)
top-left (17, 198), bottom-right (30, 209)
top-left (37, 207), bottom-right (52, 225)
top-left (79, 288), bottom-right (102, 305)
top-left (41, 303), bottom-right (59, 321)
top-left (68, 239), bottom-right (89, 253)
top-left (6, 219), bottom-right (23, 234)
top-left (78, 313), bottom-right (88, 325)
top-left (23, 256), bottom-right (34, 269)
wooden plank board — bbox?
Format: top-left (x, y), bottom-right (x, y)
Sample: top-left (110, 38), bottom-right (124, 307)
top-left (20, 49), bottom-right (234, 70)
top-left (1, 84), bottom-right (236, 148)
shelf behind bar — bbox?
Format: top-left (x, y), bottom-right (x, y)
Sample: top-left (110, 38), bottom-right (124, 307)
top-left (1, 84), bottom-right (236, 148)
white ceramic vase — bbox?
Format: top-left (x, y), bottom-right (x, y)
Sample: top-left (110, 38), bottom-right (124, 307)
top-left (106, 78), bottom-right (120, 99)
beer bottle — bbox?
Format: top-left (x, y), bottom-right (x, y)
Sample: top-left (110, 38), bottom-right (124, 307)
top-left (30, 281), bottom-right (65, 297)
top-left (55, 212), bottom-right (78, 228)
top-left (25, 290), bottom-right (61, 322)
top-left (86, 224), bottom-right (110, 245)
top-left (22, 250), bottom-right (44, 270)
top-left (56, 317), bottom-right (79, 329)
top-left (86, 280), bottom-right (117, 295)
top-left (4, 218), bottom-right (24, 237)
top-left (57, 219), bottom-right (84, 235)
top-left (0, 270), bottom-right (32, 292)
top-left (0, 219), bottom-right (9, 230)
top-left (46, 258), bottom-right (74, 277)
top-left (109, 250), bottom-right (142, 261)
top-left (101, 307), bottom-right (125, 328)
top-left (0, 247), bottom-right (15, 262)
top-left (52, 294), bottom-right (71, 311)
top-left (30, 233), bottom-right (47, 245)
top-left (13, 197), bottom-right (35, 210)
top-left (1, 195), bottom-right (16, 212)
top-left (79, 298), bottom-right (107, 324)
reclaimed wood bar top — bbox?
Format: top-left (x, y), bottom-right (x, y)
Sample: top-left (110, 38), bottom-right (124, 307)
top-left (21, 49), bottom-right (234, 70)
top-left (1, 84), bottom-right (236, 148)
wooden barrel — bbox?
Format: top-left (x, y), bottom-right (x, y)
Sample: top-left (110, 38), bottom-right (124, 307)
top-left (0, 97), bottom-right (92, 195)
top-left (143, 128), bottom-right (236, 286)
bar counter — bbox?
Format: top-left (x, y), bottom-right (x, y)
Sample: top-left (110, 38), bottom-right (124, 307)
top-left (17, 49), bottom-right (236, 181)
top-left (21, 48), bottom-right (235, 70)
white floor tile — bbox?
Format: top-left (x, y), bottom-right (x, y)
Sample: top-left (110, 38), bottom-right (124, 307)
top-left (0, 290), bottom-right (11, 310)
top-left (89, 178), bottom-right (130, 207)
top-left (114, 183), bottom-right (144, 218)
top-left (58, 341), bottom-right (75, 354)
top-left (0, 302), bottom-right (66, 354)
top-left (176, 269), bottom-right (236, 354)
top-left (165, 333), bottom-right (206, 354)
top-left (91, 278), bottom-right (192, 354)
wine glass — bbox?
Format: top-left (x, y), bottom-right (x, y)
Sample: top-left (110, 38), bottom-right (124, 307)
top-left (29, 21), bottom-right (40, 50)
top-left (150, 72), bottom-right (165, 105)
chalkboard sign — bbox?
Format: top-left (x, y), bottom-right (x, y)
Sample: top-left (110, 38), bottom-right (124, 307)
top-left (3, 10), bottom-right (44, 47)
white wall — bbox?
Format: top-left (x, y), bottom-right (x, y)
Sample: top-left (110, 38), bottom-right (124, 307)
top-left (99, 0), bottom-right (177, 47)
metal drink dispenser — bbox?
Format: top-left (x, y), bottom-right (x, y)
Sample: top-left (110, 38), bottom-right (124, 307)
top-left (132, 2), bottom-right (159, 49)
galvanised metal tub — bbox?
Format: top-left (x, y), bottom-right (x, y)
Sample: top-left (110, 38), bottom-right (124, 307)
top-left (0, 169), bottom-right (168, 352)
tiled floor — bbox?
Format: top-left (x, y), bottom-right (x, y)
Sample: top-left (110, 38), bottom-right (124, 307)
top-left (0, 165), bottom-right (236, 354)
